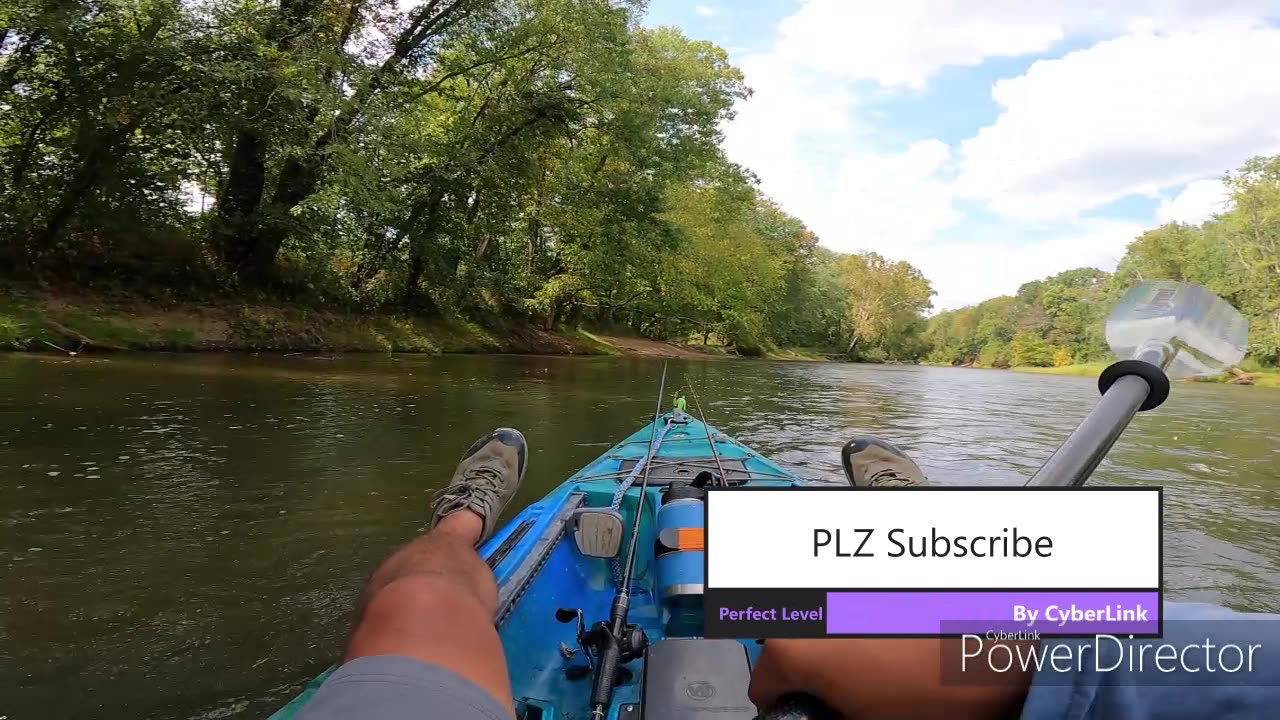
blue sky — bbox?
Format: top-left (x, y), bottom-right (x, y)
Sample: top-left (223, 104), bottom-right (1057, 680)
top-left (641, 1), bottom-right (1280, 310)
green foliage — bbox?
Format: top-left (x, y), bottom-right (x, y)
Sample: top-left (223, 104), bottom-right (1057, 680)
top-left (927, 155), bottom-right (1280, 370)
top-left (977, 341), bottom-right (1011, 369)
top-left (835, 251), bottom-right (934, 361)
top-left (1010, 332), bottom-right (1054, 367)
top-left (0, 2), bottom-right (936, 359)
top-left (0, 314), bottom-right (27, 349)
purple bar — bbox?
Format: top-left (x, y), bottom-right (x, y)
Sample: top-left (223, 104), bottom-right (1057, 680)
top-left (826, 591), bottom-right (1160, 635)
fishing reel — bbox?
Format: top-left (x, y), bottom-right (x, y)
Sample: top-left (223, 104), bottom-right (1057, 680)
top-left (555, 607), bottom-right (648, 683)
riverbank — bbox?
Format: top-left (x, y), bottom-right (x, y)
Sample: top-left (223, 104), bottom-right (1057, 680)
top-left (0, 291), bottom-right (659, 356)
top-left (1013, 362), bottom-right (1280, 388)
top-left (0, 290), bottom-right (818, 360)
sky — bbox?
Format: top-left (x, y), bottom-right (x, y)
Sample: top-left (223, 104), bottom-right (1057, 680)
top-left (643, 0), bottom-right (1280, 311)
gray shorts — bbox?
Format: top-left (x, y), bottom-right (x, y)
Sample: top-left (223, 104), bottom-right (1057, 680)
top-left (294, 655), bottom-right (511, 720)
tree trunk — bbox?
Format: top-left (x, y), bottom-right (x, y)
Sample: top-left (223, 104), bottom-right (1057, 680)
top-left (404, 253), bottom-right (426, 311)
top-left (468, 190), bottom-right (488, 258)
top-left (526, 217), bottom-right (539, 273)
top-left (242, 151), bottom-right (326, 279)
top-left (400, 188), bottom-right (447, 309)
top-left (30, 13), bottom-right (167, 251)
top-left (34, 119), bottom-right (134, 249)
top-left (214, 130), bottom-right (269, 275)
top-left (210, 0), bottom-right (336, 281)
top-left (3, 102), bottom-right (58, 202)
top-left (250, 1), bottom-right (534, 276)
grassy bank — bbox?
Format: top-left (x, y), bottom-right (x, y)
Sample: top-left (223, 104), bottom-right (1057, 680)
top-left (1189, 368), bottom-right (1280, 388)
top-left (0, 290), bottom-right (621, 356)
top-left (764, 346), bottom-right (833, 362)
top-left (0, 289), bottom-right (835, 360)
top-left (1012, 362), bottom-right (1280, 388)
top-left (1012, 362), bottom-right (1110, 377)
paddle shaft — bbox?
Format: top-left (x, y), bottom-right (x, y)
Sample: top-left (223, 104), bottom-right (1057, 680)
top-left (1028, 346), bottom-right (1173, 487)
top-left (1026, 374), bottom-right (1150, 487)
top-left (762, 370), bottom-right (1158, 718)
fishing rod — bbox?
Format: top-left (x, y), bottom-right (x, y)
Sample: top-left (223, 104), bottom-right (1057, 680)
top-left (685, 379), bottom-right (728, 486)
top-left (585, 362), bottom-right (668, 720)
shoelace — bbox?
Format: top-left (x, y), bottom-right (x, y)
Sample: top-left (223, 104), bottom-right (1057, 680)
top-left (868, 468), bottom-right (917, 486)
top-left (431, 464), bottom-right (505, 514)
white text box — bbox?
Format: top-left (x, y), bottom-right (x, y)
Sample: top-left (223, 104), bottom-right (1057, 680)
top-left (706, 488), bottom-right (1159, 590)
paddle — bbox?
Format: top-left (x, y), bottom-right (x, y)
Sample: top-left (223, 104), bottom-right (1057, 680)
top-left (1026, 280), bottom-right (1247, 487)
top-left (755, 281), bottom-right (1249, 720)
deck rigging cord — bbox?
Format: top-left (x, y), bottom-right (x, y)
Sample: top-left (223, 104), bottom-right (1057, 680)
top-left (588, 361), bottom-right (668, 720)
top-left (607, 411), bottom-right (675, 585)
top-left (684, 378), bottom-right (728, 486)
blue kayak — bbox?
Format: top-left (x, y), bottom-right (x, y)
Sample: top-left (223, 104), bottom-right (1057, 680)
top-left (271, 411), bottom-right (804, 720)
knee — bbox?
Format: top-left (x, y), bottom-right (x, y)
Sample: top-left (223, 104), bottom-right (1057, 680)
top-left (365, 574), bottom-right (496, 622)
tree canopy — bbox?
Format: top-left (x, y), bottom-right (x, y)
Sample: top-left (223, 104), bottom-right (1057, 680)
top-left (0, 0), bottom-right (934, 359)
top-left (926, 155), bottom-right (1280, 369)
top-left (3, 3), bottom-right (1272, 367)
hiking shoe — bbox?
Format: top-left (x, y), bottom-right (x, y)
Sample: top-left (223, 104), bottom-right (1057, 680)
top-left (430, 428), bottom-right (528, 545)
top-left (841, 436), bottom-right (927, 487)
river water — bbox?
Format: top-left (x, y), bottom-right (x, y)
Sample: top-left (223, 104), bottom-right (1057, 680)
top-left (2, 353), bottom-right (1278, 718)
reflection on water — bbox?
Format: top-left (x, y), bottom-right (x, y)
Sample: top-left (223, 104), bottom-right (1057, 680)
top-left (2, 353), bottom-right (1278, 718)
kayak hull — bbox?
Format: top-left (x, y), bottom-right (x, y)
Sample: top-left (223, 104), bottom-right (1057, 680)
top-left (272, 413), bottom-right (806, 720)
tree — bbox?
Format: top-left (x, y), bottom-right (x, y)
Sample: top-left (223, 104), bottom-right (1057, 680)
top-left (1010, 331), bottom-right (1054, 367)
top-left (836, 252), bottom-right (933, 358)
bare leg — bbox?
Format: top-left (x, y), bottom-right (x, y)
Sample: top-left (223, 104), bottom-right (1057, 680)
top-left (343, 510), bottom-right (514, 716)
top-left (317, 428), bottom-right (529, 720)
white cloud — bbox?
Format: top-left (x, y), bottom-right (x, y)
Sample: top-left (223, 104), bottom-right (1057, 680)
top-left (822, 141), bottom-right (959, 252)
top-left (721, 55), bottom-right (860, 231)
top-left (911, 220), bottom-right (1144, 310)
top-left (1157, 178), bottom-right (1232, 225)
top-left (724, 70), bottom-right (960, 261)
top-left (956, 27), bottom-right (1280, 220)
top-left (733, 130), bottom-right (1135, 311)
top-left (770, 0), bottom-right (1278, 89)
top-left (695, 5), bottom-right (715, 17)
top-left (711, 1), bottom-right (1280, 312)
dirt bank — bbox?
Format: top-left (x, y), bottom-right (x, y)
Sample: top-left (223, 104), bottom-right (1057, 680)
top-left (593, 335), bottom-right (721, 359)
top-left (0, 290), bottom-right (617, 356)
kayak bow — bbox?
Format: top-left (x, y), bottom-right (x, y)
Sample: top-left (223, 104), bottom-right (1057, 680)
top-left (271, 410), bottom-right (801, 720)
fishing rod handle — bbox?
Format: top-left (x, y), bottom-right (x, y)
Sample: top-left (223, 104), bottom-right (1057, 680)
top-left (756, 693), bottom-right (841, 720)
top-left (589, 634), bottom-right (622, 710)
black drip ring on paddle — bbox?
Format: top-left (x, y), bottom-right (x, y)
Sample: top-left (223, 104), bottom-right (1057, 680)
top-left (1098, 359), bottom-right (1170, 412)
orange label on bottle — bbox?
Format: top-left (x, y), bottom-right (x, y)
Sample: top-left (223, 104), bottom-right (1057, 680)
top-left (677, 527), bottom-right (705, 551)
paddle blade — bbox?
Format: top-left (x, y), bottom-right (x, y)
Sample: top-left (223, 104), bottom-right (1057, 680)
top-left (1105, 280), bottom-right (1248, 378)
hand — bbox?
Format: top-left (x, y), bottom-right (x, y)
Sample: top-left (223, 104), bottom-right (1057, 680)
top-left (749, 638), bottom-right (1036, 720)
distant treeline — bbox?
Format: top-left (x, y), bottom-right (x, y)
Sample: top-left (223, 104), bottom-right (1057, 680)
top-left (1, 2), bottom-right (1274, 364)
top-left (926, 156), bottom-right (1280, 369)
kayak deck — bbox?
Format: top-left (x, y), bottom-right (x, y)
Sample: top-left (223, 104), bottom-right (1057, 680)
top-left (271, 413), bottom-right (803, 720)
